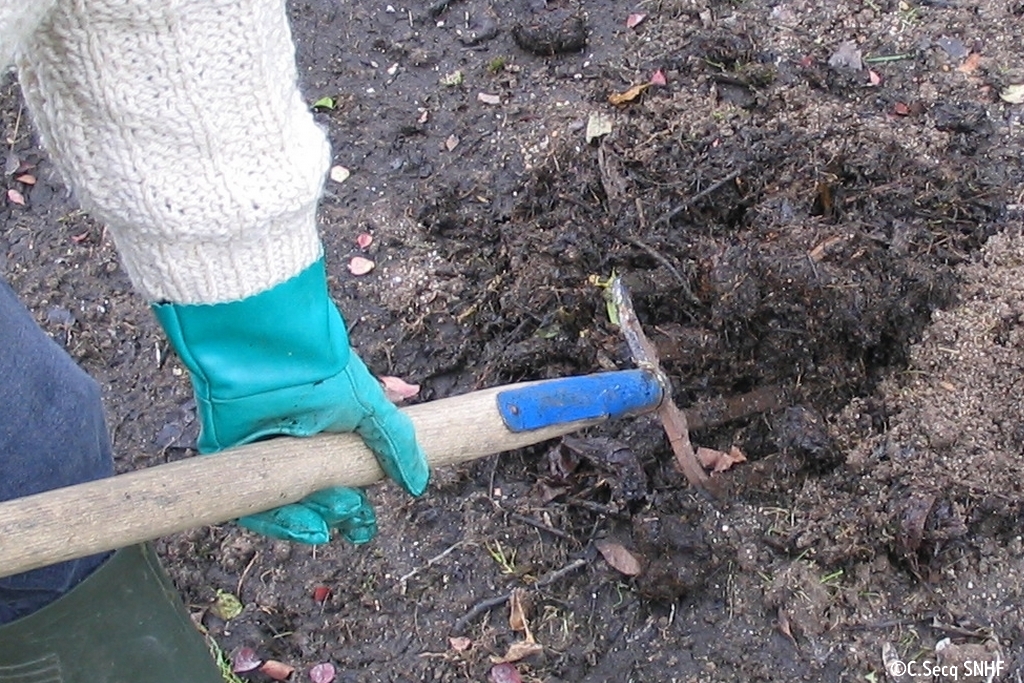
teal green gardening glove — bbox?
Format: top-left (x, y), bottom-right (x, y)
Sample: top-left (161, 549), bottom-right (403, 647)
top-left (152, 258), bottom-right (429, 545)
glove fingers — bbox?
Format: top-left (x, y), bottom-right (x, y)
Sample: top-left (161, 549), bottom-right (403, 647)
top-left (356, 408), bottom-right (429, 496)
top-left (238, 504), bottom-right (330, 545)
top-left (342, 356), bottom-right (430, 496)
top-left (238, 488), bottom-right (378, 545)
top-left (301, 487), bottom-right (378, 544)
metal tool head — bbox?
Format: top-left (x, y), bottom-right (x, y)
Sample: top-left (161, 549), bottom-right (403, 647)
top-left (609, 276), bottom-right (714, 496)
top-left (610, 276), bottom-right (662, 371)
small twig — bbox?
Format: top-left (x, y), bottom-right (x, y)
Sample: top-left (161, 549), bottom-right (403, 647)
top-left (658, 168), bottom-right (744, 227)
top-left (564, 498), bottom-right (630, 520)
top-left (451, 557), bottom-right (588, 634)
top-left (7, 105), bottom-right (22, 152)
top-left (506, 510), bottom-right (574, 540)
top-left (863, 53), bottom-right (913, 63)
top-left (399, 540), bottom-right (469, 594)
top-left (236, 551), bottom-right (259, 598)
top-left (622, 235), bottom-right (699, 305)
top-left (684, 385), bottom-right (789, 432)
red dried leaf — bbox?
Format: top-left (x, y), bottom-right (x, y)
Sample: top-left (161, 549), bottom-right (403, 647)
top-left (894, 101), bottom-right (910, 116)
top-left (696, 445), bottom-right (747, 473)
top-left (312, 585), bottom-right (332, 604)
top-left (380, 376), bottom-right (420, 402)
top-left (260, 660), bottom-right (295, 681)
top-left (356, 232), bottom-right (373, 249)
top-left (497, 641), bottom-right (543, 663)
top-left (650, 69), bottom-right (667, 86)
top-left (449, 636), bottom-right (472, 652)
top-left (7, 188), bottom-right (25, 206)
top-left (231, 647), bottom-right (262, 674)
top-left (608, 83), bottom-right (649, 105)
top-left (868, 70), bottom-right (882, 86)
top-left (958, 52), bottom-right (981, 74)
top-left (348, 256), bottom-right (375, 275)
top-left (15, 174), bottom-right (36, 185)
top-left (626, 12), bottom-right (647, 28)
top-left (595, 539), bottom-right (642, 576)
top-left (489, 663), bottom-right (523, 683)
top-left (309, 662), bottom-right (336, 683)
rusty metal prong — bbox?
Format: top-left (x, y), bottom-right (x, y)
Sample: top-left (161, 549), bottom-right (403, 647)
top-left (610, 277), bottom-right (661, 369)
top-left (610, 276), bottom-right (716, 498)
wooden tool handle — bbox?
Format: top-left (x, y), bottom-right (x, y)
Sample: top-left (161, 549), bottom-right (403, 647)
top-left (0, 383), bottom-right (600, 579)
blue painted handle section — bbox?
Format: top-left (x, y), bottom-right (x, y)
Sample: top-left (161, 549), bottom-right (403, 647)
top-left (496, 369), bottom-right (663, 433)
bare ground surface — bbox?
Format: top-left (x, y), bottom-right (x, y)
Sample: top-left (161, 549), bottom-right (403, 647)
top-left (3, 0), bottom-right (1024, 680)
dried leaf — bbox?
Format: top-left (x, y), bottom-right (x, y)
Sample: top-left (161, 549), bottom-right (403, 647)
top-left (449, 636), bottom-right (472, 652)
top-left (380, 376), bottom-right (420, 402)
top-left (957, 52), bottom-right (982, 74)
top-left (1000, 84), bottom-right (1024, 104)
top-left (776, 606), bottom-right (797, 646)
top-left (544, 442), bottom-right (581, 481)
top-left (492, 641), bottom-right (543, 664)
top-left (893, 101), bottom-right (910, 116)
top-left (231, 647), bottom-right (263, 674)
top-left (15, 174), bottom-right (36, 185)
top-left (211, 589), bottom-right (244, 620)
top-left (348, 256), bottom-right (375, 275)
top-left (585, 111), bottom-right (613, 143)
top-left (356, 232), bottom-right (373, 249)
top-left (489, 663), bottom-right (523, 683)
top-left (445, 134), bottom-right (460, 151)
top-left (868, 69), bottom-right (882, 86)
top-left (626, 13), bottom-right (647, 28)
top-left (309, 662), bottom-right (336, 683)
top-left (312, 585), bottom-right (332, 604)
top-left (882, 642), bottom-right (902, 679)
top-left (695, 445), bottom-right (747, 473)
top-left (608, 83), bottom-right (649, 105)
top-left (649, 69), bottom-right (667, 87)
top-left (594, 539), bottom-right (642, 576)
top-left (329, 165), bottom-right (350, 183)
top-left (261, 660), bottom-right (295, 681)
top-left (508, 589), bottom-right (534, 643)
top-left (7, 188), bottom-right (25, 206)
top-left (477, 92), bottom-right (502, 105)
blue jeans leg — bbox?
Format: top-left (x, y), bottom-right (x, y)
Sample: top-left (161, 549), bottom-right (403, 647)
top-left (0, 278), bottom-right (113, 624)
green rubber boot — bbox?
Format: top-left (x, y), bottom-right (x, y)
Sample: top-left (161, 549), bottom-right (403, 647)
top-left (0, 545), bottom-right (222, 683)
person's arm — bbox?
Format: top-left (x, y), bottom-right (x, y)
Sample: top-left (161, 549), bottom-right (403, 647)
top-left (14, 0), bottom-right (429, 544)
top-left (1, 2), bottom-right (58, 67)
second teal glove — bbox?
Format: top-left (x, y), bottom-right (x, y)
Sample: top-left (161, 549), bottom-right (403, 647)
top-left (152, 258), bottom-right (429, 545)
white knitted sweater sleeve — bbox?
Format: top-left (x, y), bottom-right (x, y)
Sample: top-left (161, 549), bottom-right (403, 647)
top-left (13, 0), bottom-right (329, 304)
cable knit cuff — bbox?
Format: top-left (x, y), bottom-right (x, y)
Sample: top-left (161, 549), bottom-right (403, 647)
top-left (14, 0), bottom-right (331, 305)
top-left (112, 207), bottom-right (324, 305)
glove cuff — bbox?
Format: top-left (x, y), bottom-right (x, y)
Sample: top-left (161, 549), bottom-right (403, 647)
top-left (152, 257), bottom-right (352, 451)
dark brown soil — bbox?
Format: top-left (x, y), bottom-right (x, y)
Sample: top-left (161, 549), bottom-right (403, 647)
top-left (4, 0), bottom-right (1024, 680)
